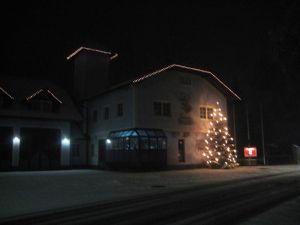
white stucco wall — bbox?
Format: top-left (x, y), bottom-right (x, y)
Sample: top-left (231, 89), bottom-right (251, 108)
top-left (87, 87), bottom-right (134, 166)
top-left (134, 70), bottom-right (228, 165)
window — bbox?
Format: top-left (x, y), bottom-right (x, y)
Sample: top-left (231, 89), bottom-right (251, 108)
top-left (92, 110), bottom-right (98, 122)
top-left (153, 102), bottom-right (162, 116)
top-left (31, 99), bottom-right (53, 112)
top-left (200, 106), bottom-right (214, 119)
top-left (149, 138), bottom-right (158, 150)
top-left (104, 107), bottom-right (109, 120)
top-left (180, 77), bottom-right (192, 85)
top-left (117, 103), bottom-right (123, 117)
top-left (207, 108), bottom-right (213, 119)
top-left (108, 129), bottom-right (167, 152)
top-left (140, 137), bottom-right (149, 150)
top-left (154, 102), bottom-right (171, 117)
top-left (200, 107), bottom-right (206, 119)
top-left (72, 144), bottom-right (80, 157)
top-left (130, 138), bottom-right (138, 150)
top-left (163, 103), bottom-right (171, 117)
top-left (90, 144), bottom-right (95, 157)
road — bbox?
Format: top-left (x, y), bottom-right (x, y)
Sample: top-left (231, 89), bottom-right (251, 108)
top-left (1, 170), bottom-right (299, 225)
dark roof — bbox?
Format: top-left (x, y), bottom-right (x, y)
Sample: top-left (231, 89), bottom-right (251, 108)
top-left (89, 64), bottom-right (241, 101)
top-left (0, 76), bottom-right (82, 121)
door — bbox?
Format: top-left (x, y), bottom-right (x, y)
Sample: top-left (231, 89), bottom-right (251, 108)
top-left (178, 139), bottom-right (185, 162)
top-left (19, 128), bottom-right (61, 170)
top-left (0, 127), bottom-right (13, 170)
top-left (98, 139), bottom-right (106, 168)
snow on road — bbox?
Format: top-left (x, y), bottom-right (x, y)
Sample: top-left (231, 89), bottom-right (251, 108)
top-left (0, 165), bottom-right (299, 219)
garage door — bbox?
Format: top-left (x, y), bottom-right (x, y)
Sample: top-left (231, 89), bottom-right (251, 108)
top-left (0, 127), bottom-right (13, 171)
top-left (19, 128), bottom-right (61, 170)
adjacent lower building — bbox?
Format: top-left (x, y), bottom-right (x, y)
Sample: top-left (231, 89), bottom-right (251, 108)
top-left (0, 77), bottom-right (82, 170)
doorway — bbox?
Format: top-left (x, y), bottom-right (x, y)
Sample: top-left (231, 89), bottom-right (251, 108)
top-left (178, 139), bottom-right (185, 162)
top-left (98, 139), bottom-right (106, 168)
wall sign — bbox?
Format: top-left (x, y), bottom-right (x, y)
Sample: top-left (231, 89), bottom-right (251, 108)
top-left (244, 147), bottom-right (257, 158)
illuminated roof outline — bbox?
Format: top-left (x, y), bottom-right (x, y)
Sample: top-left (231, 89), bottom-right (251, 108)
top-left (132, 64), bottom-right (241, 100)
top-left (0, 86), bottom-right (14, 100)
top-left (66, 46), bottom-right (118, 60)
top-left (26, 89), bottom-right (63, 104)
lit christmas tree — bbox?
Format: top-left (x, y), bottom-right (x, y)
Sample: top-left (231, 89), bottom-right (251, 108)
top-left (203, 102), bottom-right (238, 169)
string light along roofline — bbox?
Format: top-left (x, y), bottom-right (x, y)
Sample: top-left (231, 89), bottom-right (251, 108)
top-left (26, 89), bottom-right (63, 104)
top-left (66, 46), bottom-right (118, 60)
top-left (0, 86), bottom-right (14, 100)
top-left (132, 64), bottom-right (241, 100)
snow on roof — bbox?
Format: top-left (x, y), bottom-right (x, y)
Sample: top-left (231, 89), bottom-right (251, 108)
top-left (133, 64), bottom-right (241, 100)
top-left (0, 77), bottom-right (81, 121)
top-left (0, 86), bottom-right (14, 100)
top-left (66, 46), bottom-right (118, 60)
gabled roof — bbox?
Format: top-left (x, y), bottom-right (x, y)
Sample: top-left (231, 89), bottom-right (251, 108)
top-left (132, 64), bottom-right (241, 100)
top-left (0, 77), bottom-right (81, 121)
top-left (26, 89), bottom-right (63, 104)
top-left (66, 46), bottom-right (118, 60)
top-left (0, 86), bottom-right (14, 100)
top-left (91, 64), bottom-right (241, 101)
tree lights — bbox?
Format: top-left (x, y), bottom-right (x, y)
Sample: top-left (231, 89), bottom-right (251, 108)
top-left (203, 102), bottom-right (238, 169)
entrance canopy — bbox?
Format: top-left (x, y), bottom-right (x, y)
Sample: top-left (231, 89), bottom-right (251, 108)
top-left (108, 128), bottom-right (166, 139)
top-left (107, 128), bottom-right (167, 151)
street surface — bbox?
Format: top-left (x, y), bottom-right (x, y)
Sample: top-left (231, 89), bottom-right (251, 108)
top-left (0, 165), bottom-right (299, 224)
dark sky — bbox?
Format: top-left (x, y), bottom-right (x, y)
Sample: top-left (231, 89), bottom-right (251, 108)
top-left (2, 1), bottom-right (285, 85)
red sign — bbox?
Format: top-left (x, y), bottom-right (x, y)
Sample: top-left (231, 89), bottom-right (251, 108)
top-left (244, 147), bottom-right (257, 158)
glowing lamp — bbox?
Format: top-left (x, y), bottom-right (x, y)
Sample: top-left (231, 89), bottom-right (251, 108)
top-left (13, 136), bottom-right (20, 145)
top-left (106, 139), bottom-right (112, 144)
top-left (62, 137), bottom-right (70, 146)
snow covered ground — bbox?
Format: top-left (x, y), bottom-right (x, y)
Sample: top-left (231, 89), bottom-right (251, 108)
top-left (0, 165), bottom-right (299, 219)
top-left (239, 196), bottom-right (300, 225)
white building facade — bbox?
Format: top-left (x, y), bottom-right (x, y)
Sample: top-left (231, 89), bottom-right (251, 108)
top-left (85, 63), bottom-right (240, 168)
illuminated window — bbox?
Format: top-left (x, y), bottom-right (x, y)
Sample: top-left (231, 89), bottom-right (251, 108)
top-left (200, 106), bottom-right (214, 119)
top-left (117, 103), bottom-right (123, 117)
top-left (104, 107), bottom-right (109, 120)
top-left (154, 102), bottom-right (171, 117)
top-left (207, 108), bottom-right (213, 119)
top-left (200, 107), bottom-right (206, 119)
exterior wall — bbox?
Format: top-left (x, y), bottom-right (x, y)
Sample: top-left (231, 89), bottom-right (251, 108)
top-left (70, 123), bottom-right (87, 167)
top-left (0, 117), bottom-right (71, 168)
top-left (73, 51), bottom-right (110, 101)
top-left (87, 87), bottom-right (135, 166)
top-left (134, 70), bottom-right (228, 166)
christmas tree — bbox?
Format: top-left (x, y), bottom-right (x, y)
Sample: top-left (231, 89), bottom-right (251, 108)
top-left (203, 102), bottom-right (238, 169)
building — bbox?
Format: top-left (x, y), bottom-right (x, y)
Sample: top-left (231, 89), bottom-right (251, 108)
top-left (67, 47), bottom-right (241, 169)
top-left (0, 77), bottom-right (82, 170)
top-left (0, 46), bottom-right (240, 171)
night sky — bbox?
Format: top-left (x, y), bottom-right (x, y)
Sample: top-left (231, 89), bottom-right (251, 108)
top-left (2, 1), bottom-right (300, 147)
